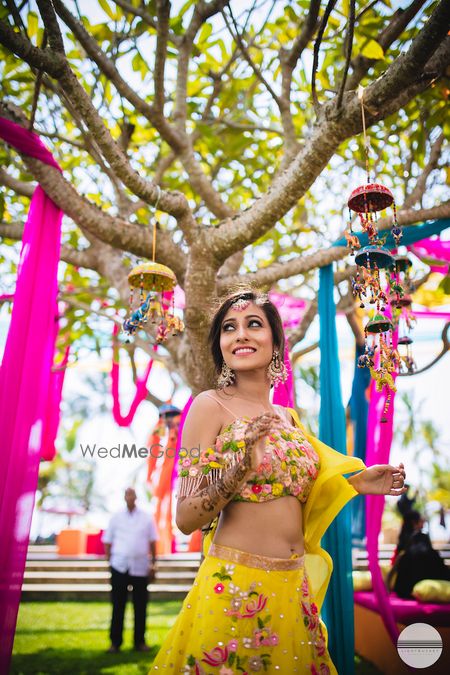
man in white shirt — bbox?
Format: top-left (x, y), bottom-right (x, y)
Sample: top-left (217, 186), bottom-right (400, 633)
top-left (103, 487), bottom-right (158, 652)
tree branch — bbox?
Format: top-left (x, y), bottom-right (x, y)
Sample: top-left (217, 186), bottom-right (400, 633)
top-left (346, 0), bottom-right (428, 90)
top-left (153, 0), bottom-right (170, 114)
top-left (218, 201), bottom-right (450, 289)
top-left (36, 0), bottom-right (65, 54)
top-left (287, 300), bottom-right (317, 349)
top-left (0, 167), bottom-right (35, 197)
top-left (0, 101), bottom-right (188, 282)
top-left (279, 0), bottom-right (320, 157)
top-left (52, 0), bottom-right (231, 221)
top-left (400, 322), bottom-right (449, 377)
top-left (0, 220), bottom-right (101, 269)
top-left (112, 0), bottom-right (182, 46)
top-left (311, 0), bottom-right (338, 113)
top-left (218, 246), bottom-right (347, 290)
top-left (336, 0), bottom-right (356, 110)
top-left (0, 10), bottom-right (192, 222)
top-left (403, 132), bottom-right (445, 209)
top-left (0, 222), bottom-right (25, 239)
top-left (52, 0), bottom-right (184, 151)
top-left (208, 3), bottom-right (450, 261)
top-left (223, 5), bottom-right (281, 107)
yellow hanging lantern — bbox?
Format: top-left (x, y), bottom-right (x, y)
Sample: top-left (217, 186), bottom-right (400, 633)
top-left (123, 188), bottom-right (184, 342)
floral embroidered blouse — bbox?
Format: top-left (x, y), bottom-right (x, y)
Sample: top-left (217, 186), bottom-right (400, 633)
top-left (177, 415), bottom-right (320, 503)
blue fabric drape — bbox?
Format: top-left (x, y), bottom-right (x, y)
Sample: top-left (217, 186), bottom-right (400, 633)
top-left (333, 218), bottom-right (450, 248)
top-left (348, 343), bottom-right (371, 543)
top-left (318, 265), bottom-right (355, 675)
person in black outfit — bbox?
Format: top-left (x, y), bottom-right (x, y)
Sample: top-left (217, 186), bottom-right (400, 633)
top-left (389, 510), bottom-right (450, 598)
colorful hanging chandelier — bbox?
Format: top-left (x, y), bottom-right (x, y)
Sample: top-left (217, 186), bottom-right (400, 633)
top-left (346, 86), bottom-right (407, 421)
top-left (123, 189), bottom-right (185, 343)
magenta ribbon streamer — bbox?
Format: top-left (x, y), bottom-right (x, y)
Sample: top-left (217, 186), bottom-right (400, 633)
top-left (41, 346), bottom-right (70, 461)
top-left (365, 310), bottom-right (399, 645)
top-left (111, 324), bottom-right (153, 426)
top-left (0, 117), bottom-right (62, 671)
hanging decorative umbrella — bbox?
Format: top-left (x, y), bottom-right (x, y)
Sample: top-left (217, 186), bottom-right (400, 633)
top-left (346, 86), bottom-right (406, 421)
top-left (123, 188), bottom-right (184, 343)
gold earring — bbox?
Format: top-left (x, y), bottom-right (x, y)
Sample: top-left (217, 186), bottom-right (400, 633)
top-left (217, 362), bottom-right (235, 389)
top-left (267, 349), bottom-right (288, 387)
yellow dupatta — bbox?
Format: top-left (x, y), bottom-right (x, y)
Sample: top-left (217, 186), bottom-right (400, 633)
top-left (203, 408), bottom-right (366, 610)
top-left (288, 408), bottom-right (366, 610)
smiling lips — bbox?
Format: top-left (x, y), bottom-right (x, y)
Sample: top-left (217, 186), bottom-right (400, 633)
top-left (232, 347), bottom-right (256, 355)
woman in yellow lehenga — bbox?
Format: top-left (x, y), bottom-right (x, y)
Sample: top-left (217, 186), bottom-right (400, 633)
top-left (149, 290), bottom-right (406, 675)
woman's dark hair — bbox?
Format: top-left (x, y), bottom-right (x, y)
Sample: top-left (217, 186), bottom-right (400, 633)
top-left (397, 510), bottom-right (422, 554)
top-left (208, 290), bottom-right (285, 373)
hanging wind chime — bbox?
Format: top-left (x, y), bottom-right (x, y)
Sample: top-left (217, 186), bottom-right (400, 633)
top-left (346, 86), bottom-right (405, 421)
top-left (123, 188), bottom-right (185, 343)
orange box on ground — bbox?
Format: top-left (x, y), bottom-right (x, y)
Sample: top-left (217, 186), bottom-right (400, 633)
top-left (56, 529), bottom-right (86, 555)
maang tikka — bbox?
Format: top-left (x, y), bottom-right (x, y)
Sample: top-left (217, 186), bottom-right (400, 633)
top-left (217, 362), bottom-right (235, 389)
top-left (267, 349), bottom-right (288, 387)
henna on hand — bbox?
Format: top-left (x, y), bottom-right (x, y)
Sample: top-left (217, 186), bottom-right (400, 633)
top-left (198, 458), bottom-right (250, 513)
top-left (244, 412), bottom-right (282, 470)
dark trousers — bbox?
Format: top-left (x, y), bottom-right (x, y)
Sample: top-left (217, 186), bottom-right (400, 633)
top-left (110, 566), bottom-right (148, 647)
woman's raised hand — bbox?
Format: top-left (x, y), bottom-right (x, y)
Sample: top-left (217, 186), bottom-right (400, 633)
top-left (351, 462), bottom-right (407, 496)
top-left (243, 412), bottom-right (281, 470)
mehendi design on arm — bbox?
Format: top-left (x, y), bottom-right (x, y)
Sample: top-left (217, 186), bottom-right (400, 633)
top-left (198, 457), bottom-right (251, 513)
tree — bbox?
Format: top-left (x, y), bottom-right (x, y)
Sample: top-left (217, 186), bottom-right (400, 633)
top-left (1, 0), bottom-right (449, 393)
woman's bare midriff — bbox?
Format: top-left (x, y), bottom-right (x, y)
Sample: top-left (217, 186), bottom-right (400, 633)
top-left (213, 495), bottom-right (304, 558)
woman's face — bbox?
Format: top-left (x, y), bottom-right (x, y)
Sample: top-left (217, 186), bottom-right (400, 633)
top-left (219, 301), bottom-right (274, 374)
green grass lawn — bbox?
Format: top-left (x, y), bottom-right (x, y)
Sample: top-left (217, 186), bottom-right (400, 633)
top-left (12, 601), bottom-right (181, 675)
top-left (12, 601), bottom-right (381, 674)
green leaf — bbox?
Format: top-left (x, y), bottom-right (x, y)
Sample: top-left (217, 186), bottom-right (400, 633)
top-left (178, 0), bottom-right (196, 21)
top-left (360, 39), bottom-right (384, 60)
top-left (438, 274), bottom-right (450, 295)
top-left (98, 0), bottom-right (117, 21)
top-left (27, 11), bottom-right (39, 40)
top-left (198, 23), bottom-right (212, 45)
top-left (285, 6), bottom-right (298, 22)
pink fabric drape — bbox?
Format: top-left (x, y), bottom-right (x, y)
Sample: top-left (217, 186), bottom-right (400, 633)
top-left (170, 396), bottom-right (193, 552)
top-left (409, 237), bottom-right (450, 275)
top-left (0, 117), bottom-right (62, 671)
top-left (41, 346), bottom-right (70, 461)
top-left (111, 324), bottom-right (153, 426)
top-left (273, 345), bottom-right (295, 407)
top-left (365, 321), bottom-right (399, 645)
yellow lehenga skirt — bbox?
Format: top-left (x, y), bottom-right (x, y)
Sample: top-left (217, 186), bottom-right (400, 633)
top-left (149, 543), bottom-right (337, 674)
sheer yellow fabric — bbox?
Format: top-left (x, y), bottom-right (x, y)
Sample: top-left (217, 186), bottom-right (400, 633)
top-left (204, 408), bottom-right (366, 612)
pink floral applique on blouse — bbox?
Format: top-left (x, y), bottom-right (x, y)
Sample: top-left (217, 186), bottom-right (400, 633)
top-left (178, 415), bottom-right (320, 503)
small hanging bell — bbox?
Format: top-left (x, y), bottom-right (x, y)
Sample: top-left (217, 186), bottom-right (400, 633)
top-left (365, 313), bottom-right (393, 334)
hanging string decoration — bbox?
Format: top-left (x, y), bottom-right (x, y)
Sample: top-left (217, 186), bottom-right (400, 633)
top-left (347, 87), bottom-right (405, 421)
top-left (123, 189), bottom-right (184, 343)
top-left (391, 254), bottom-right (417, 374)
